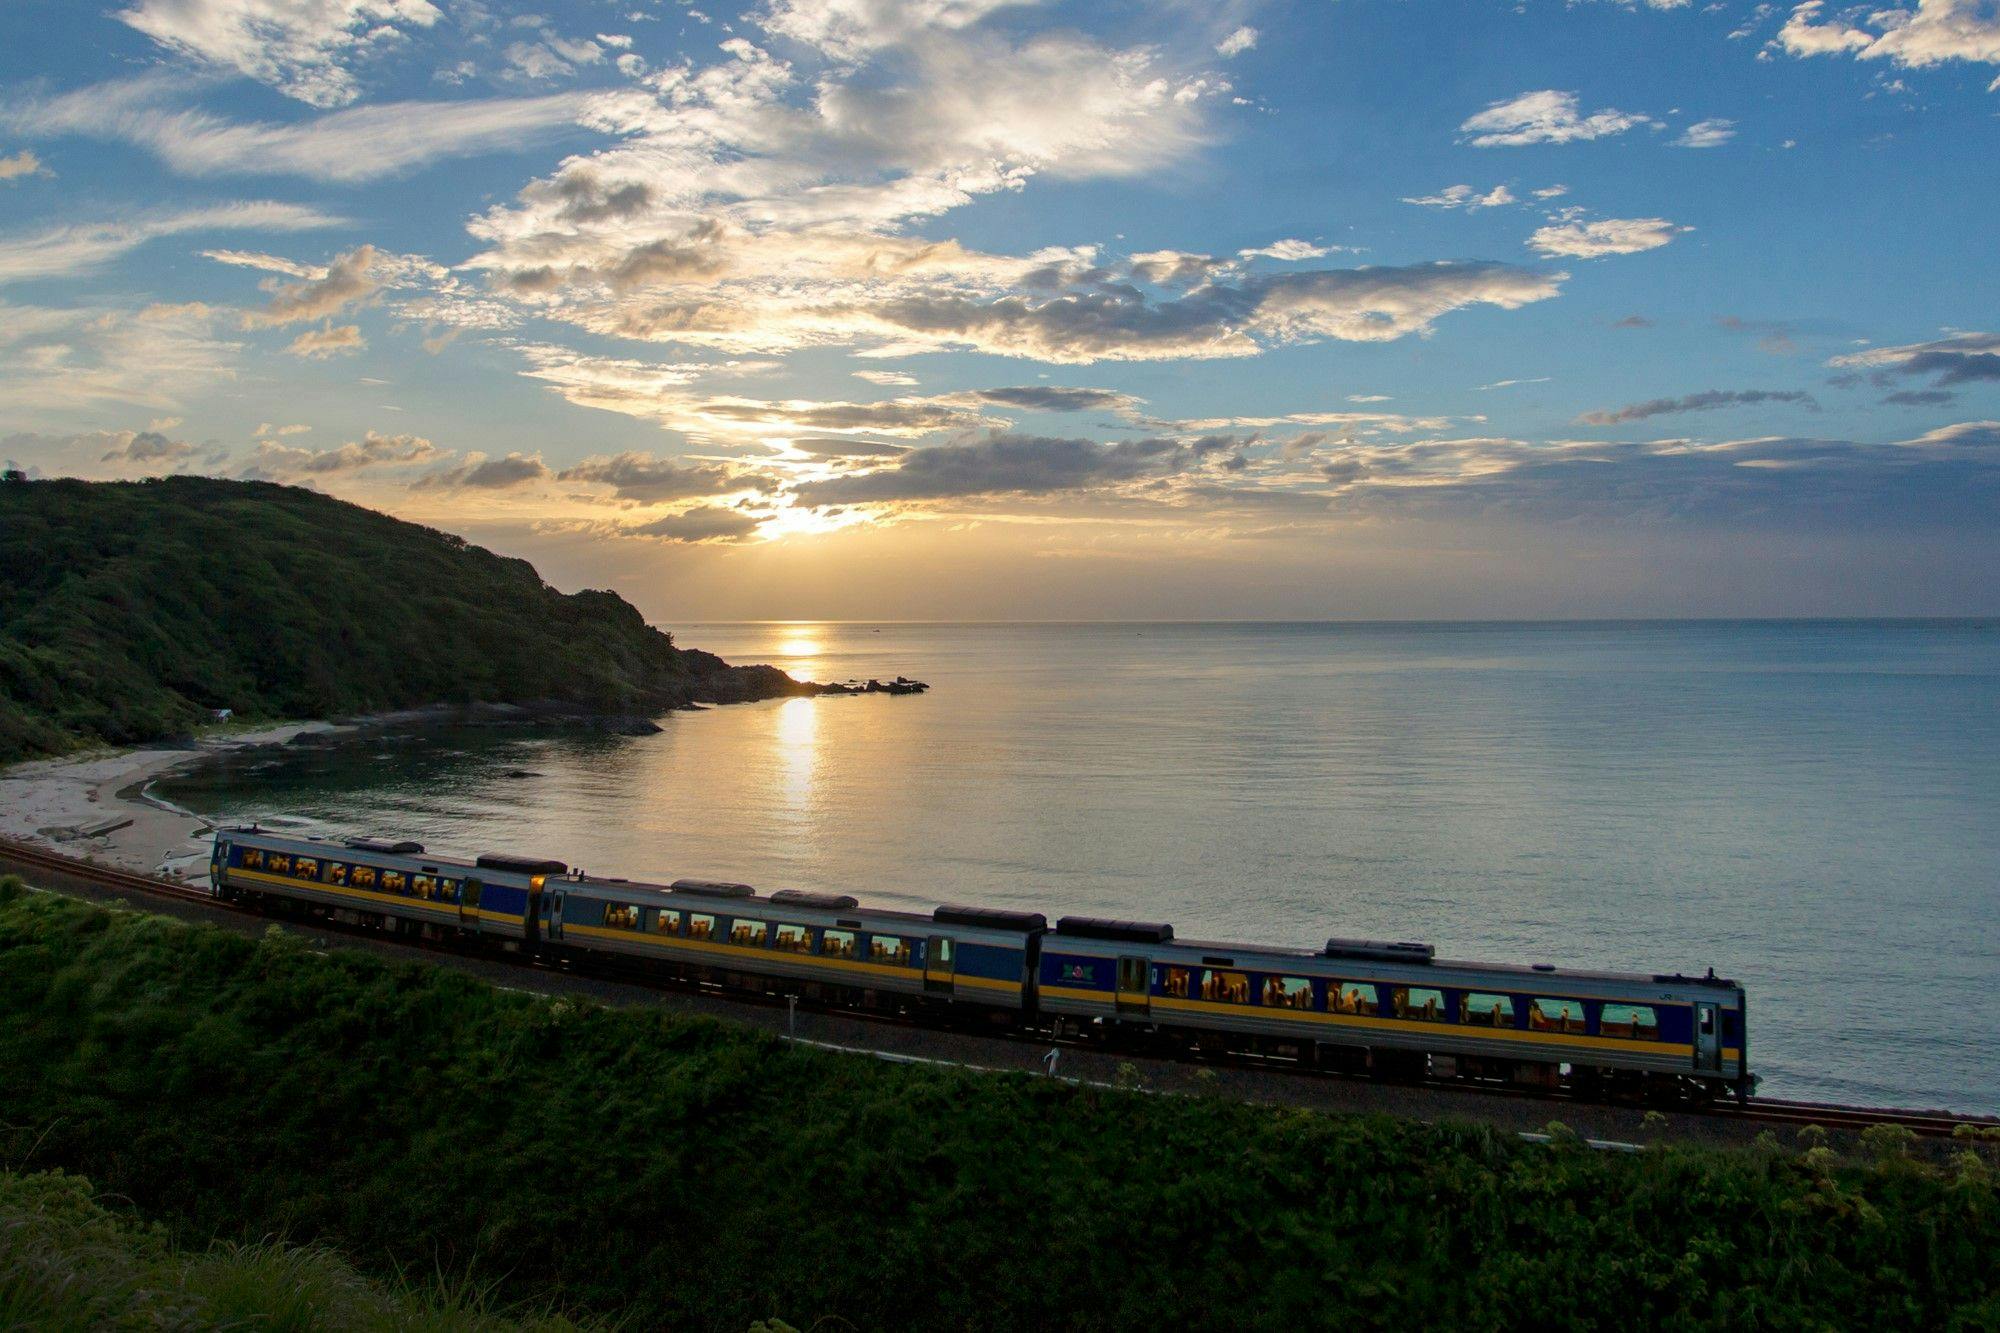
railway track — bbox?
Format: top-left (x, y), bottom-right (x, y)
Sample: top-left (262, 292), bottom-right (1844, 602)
top-left (4, 834), bottom-right (1994, 1141)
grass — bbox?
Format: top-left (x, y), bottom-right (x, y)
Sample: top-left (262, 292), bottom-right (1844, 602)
top-left (0, 1167), bottom-right (596, 1332)
top-left (2, 875), bottom-right (1997, 1331)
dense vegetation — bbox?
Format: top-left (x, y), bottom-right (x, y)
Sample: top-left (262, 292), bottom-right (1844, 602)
top-left (3, 881), bottom-right (1996, 1331)
top-left (0, 475), bottom-right (810, 763)
top-left (0, 1167), bottom-right (596, 1332)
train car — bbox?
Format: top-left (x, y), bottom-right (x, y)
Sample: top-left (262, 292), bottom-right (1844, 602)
top-left (1041, 918), bottom-right (1749, 1099)
top-left (210, 827), bottom-right (564, 946)
top-left (544, 873), bottom-right (1045, 1018)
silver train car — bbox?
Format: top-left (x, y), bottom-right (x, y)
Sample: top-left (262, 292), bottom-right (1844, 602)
top-left (210, 827), bottom-right (1750, 1100)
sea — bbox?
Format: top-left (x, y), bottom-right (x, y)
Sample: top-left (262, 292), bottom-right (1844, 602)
top-left (159, 620), bottom-right (2000, 1114)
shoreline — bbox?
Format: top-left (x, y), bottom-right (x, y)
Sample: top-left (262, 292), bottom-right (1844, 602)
top-left (0, 719), bottom-right (355, 880)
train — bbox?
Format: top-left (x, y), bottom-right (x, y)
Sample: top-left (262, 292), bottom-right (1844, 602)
top-left (210, 827), bottom-right (1751, 1101)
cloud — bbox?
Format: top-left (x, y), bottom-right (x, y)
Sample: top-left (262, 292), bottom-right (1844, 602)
top-left (1675, 118), bottom-right (1738, 147)
top-left (853, 369), bottom-right (918, 386)
top-left (856, 261), bottom-right (1566, 363)
top-left (1216, 26), bottom-right (1259, 57)
top-left (1530, 217), bottom-right (1690, 258)
top-left (1612, 314), bottom-right (1655, 328)
top-left (1403, 184), bottom-right (1517, 210)
top-left (248, 428), bottom-right (441, 476)
top-left (0, 300), bottom-right (241, 412)
top-left (284, 323), bottom-right (365, 357)
top-left (98, 428), bottom-right (198, 463)
top-left (1237, 239), bottom-right (1333, 262)
top-left (626, 505), bottom-right (764, 543)
top-left (787, 436), bottom-right (911, 458)
top-left (0, 202), bottom-right (339, 285)
top-left (793, 432), bottom-right (1196, 503)
top-left (202, 248), bottom-right (325, 278)
top-left (958, 386), bottom-right (1142, 414)
top-left (556, 451), bottom-right (766, 502)
top-left (757, 0), bottom-right (1030, 59)
top-left (1577, 388), bottom-right (1819, 424)
top-left (1459, 90), bottom-right (1654, 146)
top-left (413, 451), bottom-right (553, 490)
top-left (115, 0), bottom-right (444, 107)
top-left (1830, 332), bottom-right (2000, 385)
top-left (1882, 389), bottom-right (1957, 405)
top-left (1903, 420), bottom-right (2000, 450)
top-left (1770, 0), bottom-right (2000, 84)
top-left (244, 245), bottom-right (380, 327)
top-left (1129, 249), bottom-right (1228, 286)
top-left (2, 79), bottom-right (595, 183)
top-left (0, 149), bottom-right (45, 182)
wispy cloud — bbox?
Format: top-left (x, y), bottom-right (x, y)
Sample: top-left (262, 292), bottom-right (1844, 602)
top-left (0, 202), bottom-right (339, 285)
top-left (2, 78), bottom-right (597, 183)
top-left (115, 0), bottom-right (445, 108)
top-left (1460, 90), bottom-right (1655, 147)
top-left (1530, 217), bottom-right (1690, 258)
top-left (1577, 388), bottom-right (1818, 424)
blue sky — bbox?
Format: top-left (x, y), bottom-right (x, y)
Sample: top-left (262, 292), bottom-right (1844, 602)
top-left (2, 0), bottom-right (1996, 618)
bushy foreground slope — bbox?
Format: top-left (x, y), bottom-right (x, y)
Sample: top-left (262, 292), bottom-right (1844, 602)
top-left (0, 1167), bottom-right (596, 1332)
top-left (1, 881), bottom-right (1995, 1331)
top-left (0, 475), bottom-right (807, 761)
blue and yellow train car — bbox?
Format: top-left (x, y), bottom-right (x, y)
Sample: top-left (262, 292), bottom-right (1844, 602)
top-left (210, 828), bottom-right (564, 946)
top-left (1041, 918), bottom-right (1748, 1098)
top-left (546, 873), bottom-right (1045, 1016)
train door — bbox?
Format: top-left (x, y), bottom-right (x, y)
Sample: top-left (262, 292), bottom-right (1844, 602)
top-left (1116, 956), bottom-right (1151, 1017)
top-left (924, 936), bottom-right (954, 995)
top-left (1694, 1002), bottom-right (1721, 1073)
top-left (547, 888), bottom-right (565, 943)
top-left (458, 878), bottom-right (482, 932)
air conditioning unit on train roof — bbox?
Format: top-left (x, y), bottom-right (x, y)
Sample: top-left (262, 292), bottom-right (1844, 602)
top-left (669, 878), bottom-right (756, 899)
top-left (1322, 938), bottom-right (1435, 963)
top-left (770, 889), bottom-right (860, 910)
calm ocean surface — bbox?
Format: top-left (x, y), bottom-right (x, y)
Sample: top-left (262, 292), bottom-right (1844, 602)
top-left (162, 621), bottom-right (2000, 1113)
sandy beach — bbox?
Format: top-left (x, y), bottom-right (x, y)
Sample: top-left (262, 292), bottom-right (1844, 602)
top-left (0, 721), bottom-right (347, 880)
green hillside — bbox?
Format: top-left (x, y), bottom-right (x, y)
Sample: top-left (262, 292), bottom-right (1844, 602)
top-left (0, 475), bottom-right (814, 763)
top-left (3, 883), bottom-right (1997, 1331)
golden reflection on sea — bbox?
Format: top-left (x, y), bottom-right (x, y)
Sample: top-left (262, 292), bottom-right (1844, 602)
top-left (775, 694), bottom-right (819, 809)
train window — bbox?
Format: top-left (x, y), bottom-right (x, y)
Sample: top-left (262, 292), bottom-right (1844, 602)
top-left (266, 854), bottom-right (291, 875)
top-left (413, 874), bottom-right (436, 900)
top-left (1391, 986), bottom-right (1448, 1023)
top-left (1199, 970), bottom-right (1252, 1004)
top-left (296, 857), bottom-right (320, 880)
top-left (653, 909), bottom-right (683, 937)
top-left (1330, 982), bottom-right (1379, 1017)
top-left (773, 924), bottom-right (812, 953)
top-left (440, 879), bottom-right (459, 904)
top-left (382, 871), bottom-right (407, 895)
top-left (1529, 998), bottom-right (1586, 1034)
top-left (325, 863), bottom-right (348, 886)
top-left (729, 918), bottom-right (768, 947)
top-left (821, 928), bottom-right (858, 959)
top-left (1262, 976), bottom-right (1314, 1010)
top-left (1160, 966), bottom-right (1192, 998)
top-left (605, 904), bottom-right (641, 931)
top-left (1461, 992), bottom-right (1516, 1027)
top-left (1600, 1004), bottom-right (1660, 1040)
top-left (352, 866), bottom-right (377, 890)
top-left (871, 935), bottom-right (911, 966)
top-left (688, 913), bottom-right (717, 941)
top-left (240, 848), bottom-right (264, 869)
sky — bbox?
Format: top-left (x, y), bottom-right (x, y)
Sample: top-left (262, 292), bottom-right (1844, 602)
top-left (2, 0), bottom-right (1997, 621)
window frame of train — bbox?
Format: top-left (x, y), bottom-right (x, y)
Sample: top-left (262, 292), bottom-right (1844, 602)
top-left (1329, 981), bottom-right (1379, 1017)
top-left (1599, 1002), bottom-right (1659, 1041)
top-left (1528, 997), bottom-right (1586, 1034)
top-left (774, 923), bottom-right (812, 954)
top-left (820, 927), bottom-right (857, 959)
top-left (652, 909), bottom-right (684, 937)
top-left (1261, 975), bottom-right (1313, 1011)
top-left (925, 936), bottom-right (955, 994)
top-left (1391, 985), bottom-right (1448, 1023)
top-left (1460, 992), bottom-right (1516, 1029)
top-left (605, 903), bottom-right (641, 931)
